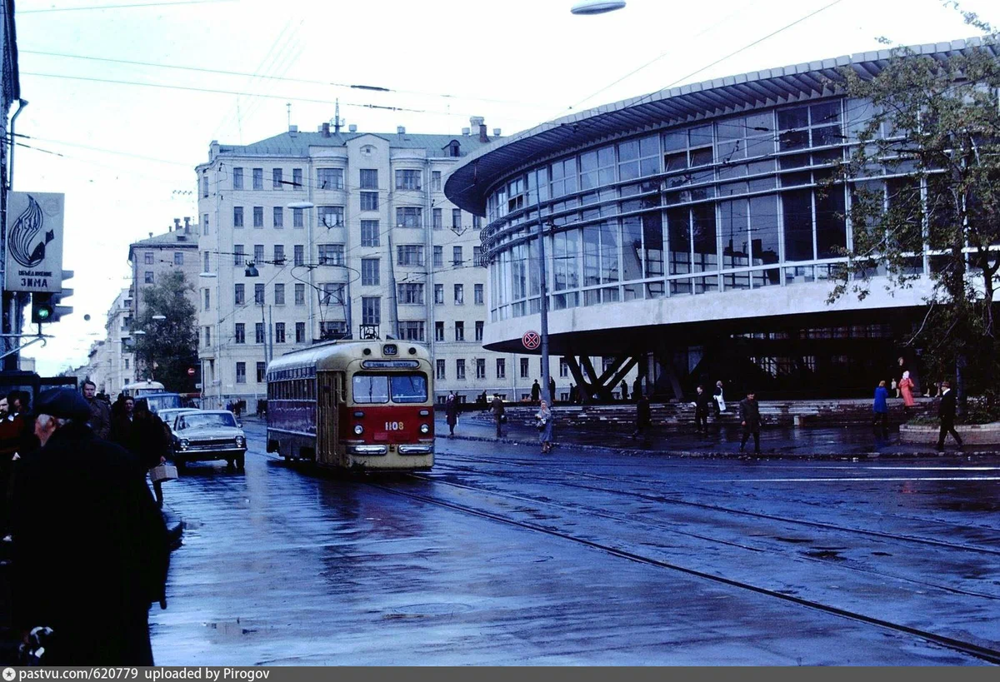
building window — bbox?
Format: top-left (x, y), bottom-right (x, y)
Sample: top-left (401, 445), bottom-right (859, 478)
top-left (433, 246), bottom-right (443, 268)
top-left (473, 215), bottom-right (482, 230)
top-left (436, 359), bottom-right (446, 380)
top-left (256, 362), bottom-right (266, 383)
top-left (474, 283), bottom-right (484, 305)
top-left (235, 323), bottom-right (245, 344)
top-left (435, 284), bottom-right (444, 305)
top-left (475, 321), bottom-right (484, 342)
top-left (295, 283), bottom-right (305, 305)
top-left (232, 167), bottom-right (243, 190)
top-left (295, 322), bottom-right (305, 343)
top-left (273, 244), bottom-right (285, 264)
top-left (274, 283), bottom-right (285, 305)
top-left (452, 209), bottom-right (462, 229)
top-left (203, 251), bottom-right (210, 272)
top-left (252, 168), bottom-right (263, 190)
top-left (203, 289), bottom-right (210, 310)
top-left (559, 358), bottom-right (569, 378)
top-left (432, 171), bottom-right (442, 191)
top-left (396, 244), bottom-right (424, 266)
top-left (496, 358), bottom-right (506, 379)
top-left (456, 359), bottom-right (466, 380)
top-left (144, 271), bottom-right (154, 284)
top-left (293, 208), bottom-right (304, 228)
top-left (474, 246), bottom-right (484, 267)
top-left (254, 283), bottom-right (264, 305)
top-left (273, 323), bottom-right (285, 344)
top-left (455, 321), bottom-right (465, 341)
top-left (396, 207), bottom-right (422, 228)
top-left (236, 362), bottom-right (246, 384)
top-left (143, 252), bottom-right (153, 265)
top-left (233, 245), bottom-right (244, 266)
top-left (397, 283), bottom-right (424, 305)
top-left (453, 246), bottom-right (463, 267)
top-left (235, 283), bottom-right (245, 305)
top-left (233, 206), bottom-right (244, 228)
top-left (362, 297), bottom-right (381, 325)
top-left (398, 321), bottom-right (424, 341)
top-left (520, 357), bottom-right (529, 378)
top-left (435, 321), bottom-right (444, 341)
top-left (359, 169), bottom-right (378, 189)
top-left (476, 358), bottom-right (486, 379)
top-left (320, 283), bottom-right (345, 306)
top-left (360, 192), bottom-right (379, 211)
top-left (204, 327), bottom-right (211, 347)
top-left (202, 213), bottom-right (209, 235)
top-left (433, 208), bottom-right (443, 229)
top-left (318, 168), bottom-right (344, 190)
top-left (294, 245), bottom-right (304, 266)
top-left (272, 168), bottom-right (283, 189)
top-left (253, 206), bottom-right (264, 228)
top-left (318, 206), bottom-right (344, 228)
top-left (318, 244), bottom-right (345, 265)
top-left (273, 207), bottom-right (284, 228)
top-left (395, 169), bottom-right (421, 190)
top-left (361, 220), bottom-right (380, 247)
top-left (255, 323), bottom-right (265, 344)
top-left (454, 284), bottom-right (464, 305)
top-left (361, 258), bottom-right (380, 286)
top-left (292, 168), bottom-right (303, 188)
top-left (320, 321), bottom-right (347, 340)
top-left (254, 244), bottom-right (264, 263)
top-left (201, 175), bottom-right (209, 198)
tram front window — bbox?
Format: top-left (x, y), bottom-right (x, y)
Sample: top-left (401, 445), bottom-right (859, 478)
top-left (354, 375), bottom-right (390, 404)
top-left (390, 373), bottom-right (428, 403)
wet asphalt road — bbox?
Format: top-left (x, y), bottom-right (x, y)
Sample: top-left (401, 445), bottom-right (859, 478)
top-left (151, 422), bottom-right (1000, 665)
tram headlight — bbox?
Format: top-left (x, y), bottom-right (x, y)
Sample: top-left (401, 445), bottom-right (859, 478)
top-left (419, 423), bottom-right (430, 434)
top-left (353, 424), bottom-right (364, 435)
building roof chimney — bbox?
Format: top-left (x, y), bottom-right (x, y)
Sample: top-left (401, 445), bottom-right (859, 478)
top-left (183, 216), bottom-right (191, 232)
top-left (348, 124), bottom-right (357, 133)
top-left (397, 126), bottom-right (406, 135)
top-left (321, 122), bottom-right (331, 137)
top-left (173, 218), bottom-right (181, 231)
top-left (470, 115), bottom-right (485, 128)
top-left (288, 124), bottom-right (298, 135)
top-left (479, 124), bottom-right (488, 143)
top-left (493, 128), bottom-right (501, 137)
top-left (461, 127), bottom-right (470, 136)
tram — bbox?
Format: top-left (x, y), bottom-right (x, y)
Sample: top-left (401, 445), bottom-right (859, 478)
top-left (265, 340), bottom-right (434, 471)
top-left (121, 380), bottom-right (166, 398)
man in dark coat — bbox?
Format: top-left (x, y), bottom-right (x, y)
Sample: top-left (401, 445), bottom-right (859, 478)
top-left (738, 391), bottom-right (762, 455)
top-left (445, 392), bottom-right (459, 437)
top-left (694, 385), bottom-right (712, 434)
top-left (530, 380), bottom-right (541, 403)
top-left (936, 380), bottom-right (964, 451)
top-left (491, 394), bottom-right (505, 438)
top-left (632, 392), bottom-right (651, 440)
top-left (82, 380), bottom-right (111, 440)
top-left (11, 388), bottom-right (169, 665)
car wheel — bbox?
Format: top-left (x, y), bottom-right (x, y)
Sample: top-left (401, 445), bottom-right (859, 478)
top-left (236, 454), bottom-right (245, 471)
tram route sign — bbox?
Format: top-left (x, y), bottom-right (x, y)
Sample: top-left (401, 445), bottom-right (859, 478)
top-left (522, 330), bottom-right (541, 351)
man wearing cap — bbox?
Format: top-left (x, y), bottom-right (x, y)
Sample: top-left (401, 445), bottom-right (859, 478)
top-left (10, 388), bottom-right (170, 665)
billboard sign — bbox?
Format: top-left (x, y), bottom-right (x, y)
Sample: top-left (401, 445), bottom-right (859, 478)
top-left (5, 192), bottom-right (65, 293)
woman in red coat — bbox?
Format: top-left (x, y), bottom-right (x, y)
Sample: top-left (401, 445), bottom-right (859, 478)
top-left (899, 371), bottom-right (916, 418)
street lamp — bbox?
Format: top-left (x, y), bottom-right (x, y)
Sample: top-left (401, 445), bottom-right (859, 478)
top-left (571, 0), bottom-right (626, 15)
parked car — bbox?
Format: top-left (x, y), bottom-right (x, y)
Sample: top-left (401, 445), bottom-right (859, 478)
top-left (171, 410), bottom-right (247, 470)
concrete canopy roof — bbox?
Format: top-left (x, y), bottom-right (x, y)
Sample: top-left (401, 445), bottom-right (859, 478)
top-left (444, 37), bottom-right (996, 216)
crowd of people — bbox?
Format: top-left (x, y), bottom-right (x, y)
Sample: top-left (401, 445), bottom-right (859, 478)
top-left (1, 381), bottom-right (171, 665)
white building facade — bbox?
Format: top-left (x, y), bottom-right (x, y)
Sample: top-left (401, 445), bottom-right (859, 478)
top-left (195, 119), bottom-right (573, 408)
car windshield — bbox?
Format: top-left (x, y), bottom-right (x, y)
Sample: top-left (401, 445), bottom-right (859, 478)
top-left (352, 373), bottom-right (427, 404)
top-left (177, 413), bottom-right (237, 430)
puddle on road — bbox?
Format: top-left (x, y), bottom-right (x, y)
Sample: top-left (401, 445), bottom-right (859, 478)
top-left (383, 602), bottom-right (476, 620)
top-left (774, 537), bottom-right (812, 544)
top-left (804, 549), bottom-right (847, 561)
top-left (204, 620), bottom-right (267, 638)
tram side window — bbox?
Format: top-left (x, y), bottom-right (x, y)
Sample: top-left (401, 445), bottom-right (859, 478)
top-left (353, 375), bottom-right (390, 404)
top-left (390, 373), bottom-right (428, 404)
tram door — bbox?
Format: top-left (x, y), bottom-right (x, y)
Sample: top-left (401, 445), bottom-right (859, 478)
top-left (316, 371), bottom-right (340, 466)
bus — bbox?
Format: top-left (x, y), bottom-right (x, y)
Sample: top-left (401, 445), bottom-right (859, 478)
top-left (265, 340), bottom-right (434, 471)
top-left (121, 380), bottom-right (165, 398)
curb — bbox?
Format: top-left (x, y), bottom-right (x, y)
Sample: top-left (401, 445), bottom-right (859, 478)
top-left (440, 433), bottom-right (990, 460)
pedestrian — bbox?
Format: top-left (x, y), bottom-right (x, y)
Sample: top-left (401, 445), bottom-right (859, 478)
top-left (569, 384), bottom-right (576, 404)
top-left (713, 380), bottom-right (726, 418)
top-left (530, 380), bottom-right (541, 403)
top-left (491, 394), bottom-right (505, 438)
top-left (536, 398), bottom-right (554, 454)
top-left (549, 377), bottom-right (556, 403)
top-left (899, 370), bottom-right (916, 418)
top-left (82, 380), bottom-right (111, 440)
top-left (110, 396), bottom-right (136, 447)
top-left (738, 390), bottom-right (762, 455)
top-left (872, 380), bottom-right (890, 443)
top-left (936, 380), bottom-right (964, 451)
top-left (693, 385), bottom-right (711, 434)
top-left (129, 399), bottom-right (172, 506)
top-left (632, 377), bottom-right (642, 403)
top-left (620, 379), bottom-right (628, 402)
top-left (0, 391), bottom-right (36, 539)
top-left (11, 387), bottom-right (170, 665)
top-left (891, 378), bottom-right (899, 399)
top-left (632, 392), bottom-right (651, 440)
top-left (445, 391), bottom-right (459, 437)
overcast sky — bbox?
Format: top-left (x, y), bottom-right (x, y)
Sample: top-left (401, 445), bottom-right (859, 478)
top-left (12, 0), bottom-right (1000, 376)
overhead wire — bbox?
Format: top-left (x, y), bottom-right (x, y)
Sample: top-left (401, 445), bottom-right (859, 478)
top-left (18, 0), bottom-right (236, 14)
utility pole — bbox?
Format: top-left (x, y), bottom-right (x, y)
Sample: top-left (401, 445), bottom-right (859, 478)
top-left (534, 169), bottom-right (551, 405)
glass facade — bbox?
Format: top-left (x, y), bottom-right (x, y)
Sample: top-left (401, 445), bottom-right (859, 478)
top-left (481, 97), bottom-right (927, 322)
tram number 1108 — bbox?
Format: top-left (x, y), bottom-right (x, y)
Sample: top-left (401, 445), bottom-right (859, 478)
top-left (384, 421), bottom-right (405, 431)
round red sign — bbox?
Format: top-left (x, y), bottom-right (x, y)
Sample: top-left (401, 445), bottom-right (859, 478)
top-left (187, 367), bottom-right (196, 376)
top-left (522, 331), bottom-right (541, 351)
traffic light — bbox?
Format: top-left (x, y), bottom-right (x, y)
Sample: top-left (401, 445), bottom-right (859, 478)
top-left (31, 292), bottom-right (54, 323)
top-left (50, 270), bottom-right (74, 323)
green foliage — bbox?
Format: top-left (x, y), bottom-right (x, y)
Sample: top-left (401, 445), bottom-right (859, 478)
top-left (133, 270), bottom-right (198, 392)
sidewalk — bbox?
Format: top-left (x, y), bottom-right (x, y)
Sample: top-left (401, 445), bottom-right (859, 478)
top-left (436, 414), bottom-right (988, 459)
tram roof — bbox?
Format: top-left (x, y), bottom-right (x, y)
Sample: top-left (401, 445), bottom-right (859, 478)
top-left (444, 37), bottom-right (997, 215)
top-left (266, 341), bottom-right (431, 375)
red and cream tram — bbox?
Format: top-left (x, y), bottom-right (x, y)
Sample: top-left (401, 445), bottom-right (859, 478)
top-left (265, 340), bottom-right (434, 471)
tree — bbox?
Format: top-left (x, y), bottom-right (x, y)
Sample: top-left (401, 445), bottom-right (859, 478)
top-left (831, 14), bottom-right (1000, 411)
top-left (133, 270), bottom-right (198, 392)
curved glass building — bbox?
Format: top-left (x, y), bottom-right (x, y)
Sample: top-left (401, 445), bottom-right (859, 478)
top-left (444, 40), bottom-right (987, 397)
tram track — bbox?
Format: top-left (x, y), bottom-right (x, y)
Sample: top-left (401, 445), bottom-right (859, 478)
top-left (435, 453), bottom-right (1000, 557)
top-left (365, 478), bottom-right (1000, 666)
